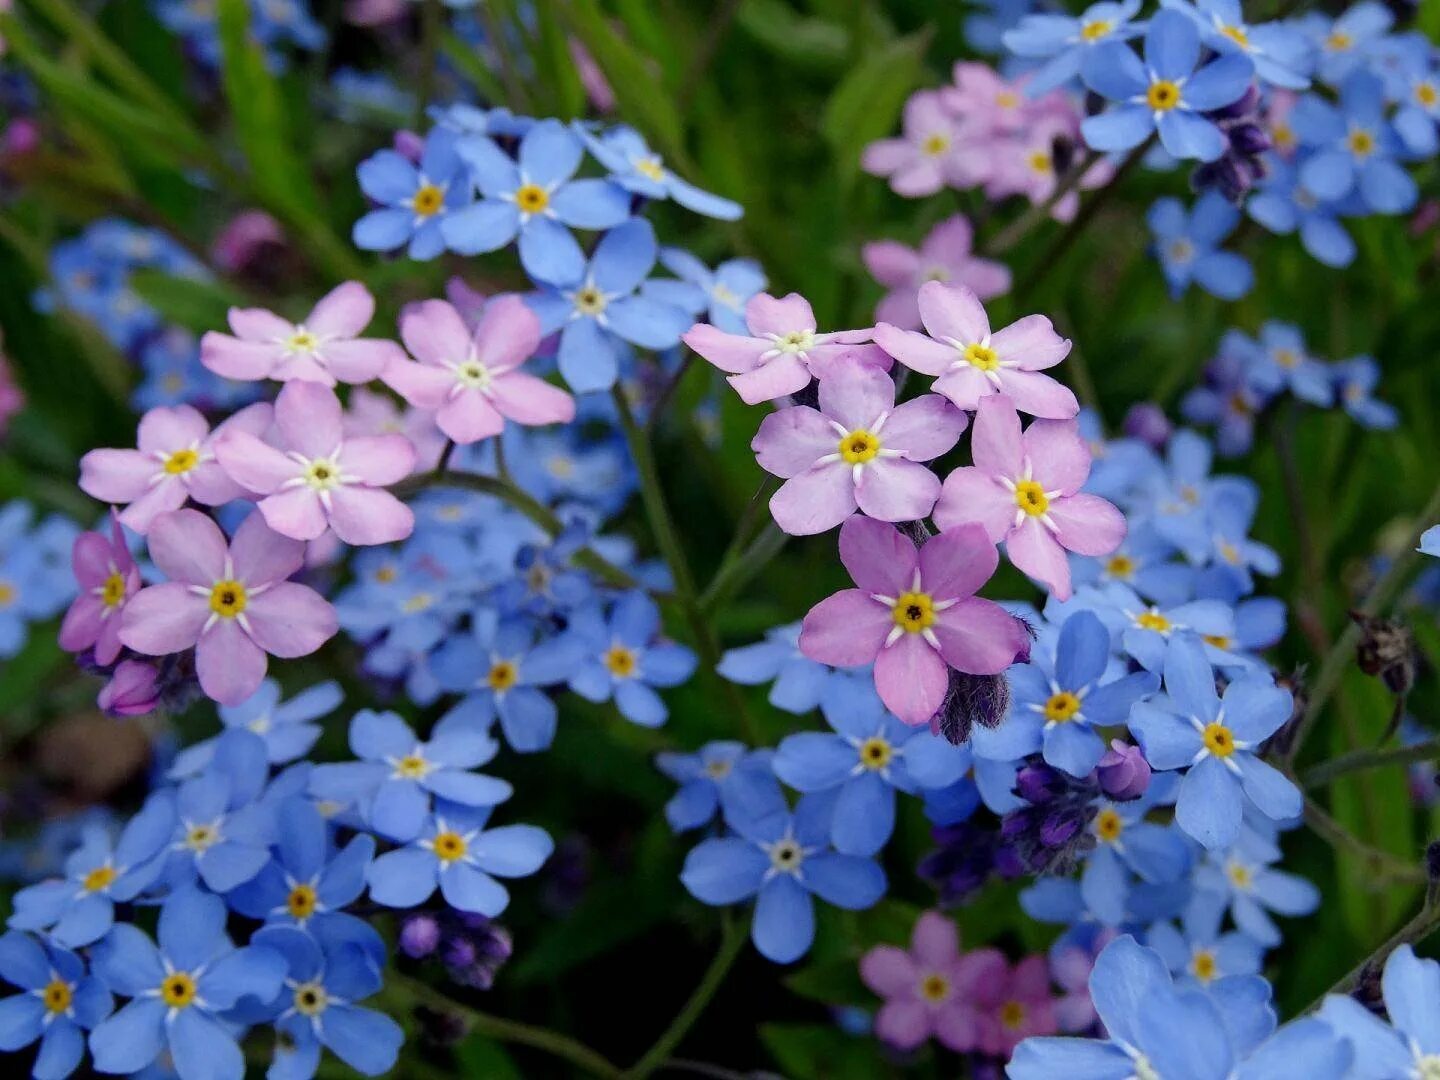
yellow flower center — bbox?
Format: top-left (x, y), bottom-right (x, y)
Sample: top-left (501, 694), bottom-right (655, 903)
top-left (164, 448), bottom-right (199, 475)
top-left (43, 980), bottom-right (72, 1014)
top-left (1095, 807), bottom-right (1124, 843)
top-left (1203, 721), bottom-right (1236, 758)
top-left (374, 565), bottom-right (398, 584)
top-left (1168, 238), bottom-right (1195, 263)
top-left (101, 572), bottom-right (127, 607)
top-left (488, 660), bottom-right (519, 692)
top-left (1218, 541), bottom-right (1242, 565)
top-left (287, 883), bottom-right (318, 919)
top-left (891, 591), bottom-right (935, 633)
top-left (412, 184), bottom-right (444, 217)
top-left (1273, 122), bottom-right (1295, 150)
top-left (996, 91), bottom-right (1020, 109)
top-left (768, 839), bottom-right (802, 872)
top-left (1000, 1000), bottom-right (1027, 1029)
top-left (1417, 82), bottom-right (1438, 107)
top-left (433, 830), bottom-right (468, 862)
top-left (1346, 128), bottom-right (1376, 157)
top-left (1221, 24), bottom-right (1249, 48)
top-left (838, 429), bottom-right (881, 464)
top-left (1227, 861), bottom-right (1253, 889)
top-left (1191, 949), bottom-right (1218, 983)
top-left (1203, 634), bottom-right (1232, 649)
top-left (1044, 691), bottom-right (1081, 723)
top-left (1105, 553), bottom-right (1136, 579)
top-left (293, 981), bottom-right (328, 1017)
top-left (208, 580), bottom-right (247, 618)
top-left (919, 973), bottom-right (951, 1002)
top-left (161, 972), bottom-right (197, 1009)
top-left (304, 459), bottom-right (339, 490)
top-left (858, 737), bottom-right (893, 771)
top-left (1028, 150), bottom-right (1053, 174)
top-left (604, 645), bottom-right (638, 678)
top-left (574, 286), bottom-right (607, 316)
top-left (1134, 611), bottom-right (1172, 633)
top-left (1325, 30), bottom-right (1352, 52)
top-left (185, 824), bottom-right (220, 851)
top-left (635, 157), bottom-right (666, 182)
top-left (1079, 18), bottom-right (1111, 41)
top-left (962, 342), bottom-right (999, 370)
top-left (515, 183), bottom-right (549, 213)
top-left (1014, 480), bottom-right (1049, 516)
top-left (394, 754), bottom-right (431, 779)
top-left (0, 581), bottom-right (16, 607)
top-left (285, 330), bottom-right (318, 353)
top-left (456, 359), bottom-right (492, 389)
top-left (402, 592), bottom-right (435, 613)
top-left (1273, 347), bottom-right (1299, 368)
top-left (83, 865), bottom-right (118, 892)
top-left (1147, 80), bottom-right (1181, 111)
top-left (704, 758), bottom-right (733, 779)
top-left (920, 132), bottom-right (950, 156)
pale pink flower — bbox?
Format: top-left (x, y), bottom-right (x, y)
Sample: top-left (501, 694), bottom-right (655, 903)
top-left (118, 509), bottom-right (337, 705)
top-left (214, 380), bottom-right (416, 546)
top-left (986, 124), bottom-right (1115, 221)
top-left (343, 387), bottom-right (447, 473)
top-left (872, 281), bottom-right (1078, 419)
top-left (752, 359), bottom-right (964, 535)
top-left (799, 516), bottom-right (1029, 725)
top-left (58, 511), bottom-right (140, 665)
top-left (79, 402), bottom-right (272, 534)
top-left (934, 395), bottom-right (1126, 601)
top-left (964, 951), bottom-right (1058, 1058)
top-left (683, 292), bottom-right (883, 406)
top-left (200, 281), bottom-right (404, 386)
top-left (861, 90), bottom-right (977, 196)
top-left (941, 63), bottom-right (1033, 135)
top-left (860, 911), bottom-right (992, 1052)
top-left (383, 296), bottom-right (575, 444)
top-left (862, 215), bottom-right (1010, 330)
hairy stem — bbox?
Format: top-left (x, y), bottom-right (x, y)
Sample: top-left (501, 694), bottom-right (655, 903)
top-left (1302, 736), bottom-right (1440, 789)
top-left (1309, 899), bottom-right (1440, 1006)
top-left (1300, 796), bottom-right (1425, 887)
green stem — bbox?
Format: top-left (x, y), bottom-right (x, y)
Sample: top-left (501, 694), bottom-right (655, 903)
top-left (626, 915), bottom-right (746, 1079)
top-left (1302, 736), bottom-right (1440, 789)
top-left (700, 522), bottom-right (787, 615)
top-left (1308, 899), bottom-right (1440, 1007)
top-left (391, 973), bottom-right (622, 1078)
top-left (1300, 796), bottom-right (1425, 886)
top-left (983, 149), bottom-right (1103, 255)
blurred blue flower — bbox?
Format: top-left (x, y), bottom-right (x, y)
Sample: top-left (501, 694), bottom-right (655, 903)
top-left (655, 741), bottom-right (777, 832)
top-left (353, 128), bottom-right (472, 260)
top-left (566, 591), bottom-right (697, 727)
top-left (717, 622), bottom-right (838, 715)
top-left (1291, 71), bottom-right (1417, 214)
top-left (575, 123), bottom-right (742, 220)
top-left (1148, 193), bottom-right (1253, 301)
top-left (169, 679), bottom-right (342, 778)
top-left (1003, 0), bottom-right (1145, 97)
top-left (1333, 355), bottom-right (1398, 429)
top-left (655, 247), bottom-right (766, 335)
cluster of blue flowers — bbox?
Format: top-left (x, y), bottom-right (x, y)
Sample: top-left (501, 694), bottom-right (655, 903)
top-left (0, 501), bottom-right (78, 660)
top-left (1183, 319), bottom-right (1398, 454)
top-left (152, 0), bottom-right (325, 71)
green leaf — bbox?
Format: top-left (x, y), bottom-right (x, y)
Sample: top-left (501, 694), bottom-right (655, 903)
top-left (738, 0), bottom-right (850, 69)
top-left (820, 27), bottom-right (933, 182)
top-left (784, 956), bottom-right (871, 1006)
top-left (455, 1035), bottom-right (523, 1080)
top-left (759, 1024), bottom-right (892, 1078)
top-left (130, 270), bottom-right (243, 334)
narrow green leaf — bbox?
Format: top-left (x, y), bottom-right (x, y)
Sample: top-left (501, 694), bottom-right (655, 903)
top-left (737, 0), bottom-right (850, 70)
top-left (130, 270), bottom-right (242, 334)
top-left (820, 27), bottom-right (933, 181)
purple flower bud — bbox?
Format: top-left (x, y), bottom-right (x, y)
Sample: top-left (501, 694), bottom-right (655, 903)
top-left (399, 913), bottom-right (442, 958)
top-left (1097, 740), bottom-right (1151, 801)
top-left (1039, 812), bottom-right (1081, 848)
top-left (1015, 761), bottom-right (1066, 805)
top-left (1230, 123), bottom-right (1271, 156)
top-left (97, 660), bottom-right (161, 718)
top-left (393, 129), bottom-right (425, 163)
top-left (1121, 403), bottom-right (1173, 450)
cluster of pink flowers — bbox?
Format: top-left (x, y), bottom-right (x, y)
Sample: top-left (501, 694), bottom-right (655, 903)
top-left (67, 280), bottom-right (577, 707)
top-left (689, 281), bottom-right (1124, 727)
top-left (859, 911), bottom-right (1058, 1057)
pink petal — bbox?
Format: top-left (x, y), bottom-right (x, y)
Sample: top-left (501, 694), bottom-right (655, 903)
top-left (803, 341), bottom-right (889, 380)
top-left (753, 407), bottom-right (840, 479)
top-left (769, 465), bottom-right (857, 536)
top-left (921, 215), bottom-right (975, 260)
top-left (744, 292), bottom-right (816, 337)
top-left (200, 333), bottom-right (279, 381)
top-left (257, 488), bottom-right (329, 542)
top-left (211, 400), bottom-right (275, 440)
top-left (837, 515), bottom-right (918, 595)
top-left (242, 581), bottom-right (337, 658)
top-left (681, 324), bottom-right (767, 375)
top-left (71, 532), bottom-right (114, 587)
top-left (474, 295), bottom-right (542, 369)
top-left (798, 589), bottom-right (892, 667)
top-left (1011, 955), bottom-right (1051, 1000)
top-left (931, 365), bottom-right (993, 411)
top-left (860, 138), bottom-right (912, 176)
top-left (326, 486), bottom-right (415, 546)
top-left (969, 395), bottom-right (1025, 477)
top-left (932, 597), bottom-right (1028, 674)
top-left (215, 431), bottom-right (300, 496)
top-left (339, 435), bottom-right (416, 486)
top-left (873, 289), bottom-right (922, 331)
top-left (230, 510), bottom-right (306, 585)
top-left (918, 523), bottom-right (999, 600)
top-left (875, 1001), bottom-right (932, 1051)
top-left (59, 595), bottom-right (105, 653)
top-left (489, 372), bottom-right (576, 427)
top-left (400, 300), bottom-right (472, 367)
top-left (872, 324), bottom-right (954, 377)
top-left (904, 90), bottom-right (951, 134)
top-left (891, 158), bottom-right (946, 198)
top-left (990, 315), bottom-right (1070, 370)
top-left (995, 369), bottom-right (1078, 420)
top-left (860, 945), bottom-right (920, 997)
top-left (934, 1004), bottom-right (982, 1053)
top-left (436, 392), bottom-right (505, 444)
top-left (917, 281), bottom-right (990, 343)
top-left (911, 910), bottom-right (961, 967)
top-left (854, 459), bottom-right (940, 523)
top-left (305, 281), bottom-right (375, 337)
top-left (960, 259), bottom-right (1012, 300)
top-left (117, 481), bottom-right (187, 534)
top-left (933, 468), bottom-right (1014, 543)
top-left (1006, 519), bottom-right (1072, 599)
top-left (183, 462), bottom-right (247, 507)
top-left (874, 634), bottom-right (948, 725)
top-left (146, 509), bottom-right (228, 585)
top-left (275, 380), bottom-right (344, 459)
top-left (862, 241), bottom-right (919, 288)
top-left (1023, 418), bottom-right (1090, 495)
top-left (137, 405), bottom-right (209, 454)
top-left (817, 361), bottom-right (894, 430)
top-left (79, 449), bottom-right (154, 505)
top-left (727, 355), bottom-right (811, 405)
top-left (94, 611), bottom-right (126, 666)
top-left (119, 582), bottom-right (209, 654)
top-left (381, 356), bottom-right (455, 408)
top-left (317, 339), bottom-right (404, 384)
top-left (1048, 494), bottom-right (1127, 557)
top-left (196, 619), bottom-right (268, 705)
top-left (881, 394), bottom-right (966, 461)
top-left (228, 306), bottom-right (293, 341)
top-left (271, 352), bottom-right (338, 386)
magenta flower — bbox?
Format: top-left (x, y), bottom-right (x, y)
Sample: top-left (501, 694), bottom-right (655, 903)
top-left (214, 380), bottom-right (416, 546)
top-left (683, 292), bottom-right (883, 406)
top-left (859, 911), bottom-right (990, 1052)
top-left (58, 511), bottom-right (140, 665)
top-left (78, 402), bottom-right (272, 534)
top-left (118, 509), bottom-right (337, 705)
top-left (383, 296), bottom-right (575, 444)
top-left (752, 359), bottom-right (964, 535)
top-left (965, 951), bottom-right (1058, 1058)
top-left (799, 517), bottom-right (1029, 725)
top-left (934, 395), bottom-right (1126, 601)
top-left (201, 281), bottom-right (404, 385)
top-left (862, 215), bottom-right (1011, 331)
top-left (860, 91), bottom-right (974, 197)
top-left (872, 282), bottom-right (1079, 419)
